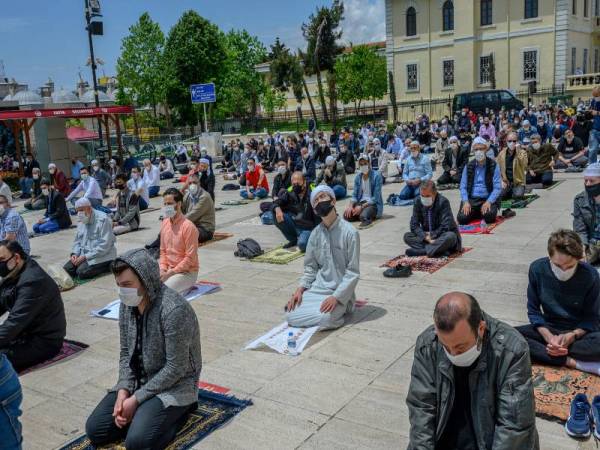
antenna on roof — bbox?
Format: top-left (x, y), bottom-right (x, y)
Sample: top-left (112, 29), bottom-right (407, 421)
top-left (0, 60), bottom-right (5, 79)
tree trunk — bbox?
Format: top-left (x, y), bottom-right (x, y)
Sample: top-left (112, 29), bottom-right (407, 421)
top-left (315, 70), bottom-right (329, 123)
top-left (164, 102), bottom-right (172, 129)
top-left (303, 78), bottom-right (318, 126)
top-left (327, 71), bottom-right (337, 134)
top-left (354, 101), bottom-right (359, 116)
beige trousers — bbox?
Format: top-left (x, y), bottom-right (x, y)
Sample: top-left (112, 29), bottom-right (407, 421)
top-left (164, 271), bottom-right (198, 294)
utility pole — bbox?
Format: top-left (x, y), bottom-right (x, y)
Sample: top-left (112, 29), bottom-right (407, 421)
top-left (84, 0), bottom-right (103, 146)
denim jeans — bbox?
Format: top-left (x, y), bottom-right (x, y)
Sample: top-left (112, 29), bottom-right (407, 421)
top-left (274, 213), bottom-right (312, 251)
top-left (0, 354), bottom-right (22, 450)
top-left (32, 219), bottom-right (59, 234)
top-left (398, 183), bottom-right (420, 200)
top-left (18, 178), bottom-right (33, 196)
top-left (148, 186), bottom-right (160, 197)
top-left (240, 187), bottom-right (267, 199)
top-left (589, 129), bottom-right (600, 164)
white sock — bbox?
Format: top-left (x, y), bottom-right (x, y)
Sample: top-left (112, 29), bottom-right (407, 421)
top-left (575, 360), bottom-right (600, 376)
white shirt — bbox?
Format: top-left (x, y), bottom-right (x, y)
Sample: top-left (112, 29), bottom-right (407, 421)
top-left (360, 176), bottom-right (372, 203)
top-left (127, 176), bottom-right (150, 204)
top-left (143, 165), bottom-right (160, 187)
top-left (67, 176), bottom-right (103, 201)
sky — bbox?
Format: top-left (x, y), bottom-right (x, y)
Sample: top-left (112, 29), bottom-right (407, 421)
top-left (2, 0), bottom-right (384, 92)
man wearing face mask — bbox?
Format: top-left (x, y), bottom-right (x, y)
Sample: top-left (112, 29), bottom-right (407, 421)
top-left (345, 154), bottom-right (383, 228)
top-left (158, 155), bottom-right (174, 180)
top-left (336, 143), bottom-right (355, 174)
top-left (316, 155), bottom-right (347, 199)
top-left (107, 159), bottom-right (122, 188)
top-left (433, 129), bottom-right (449, 172)
top-left (182, 174), bottom-right (215, 243)
top-left (518, 119), bottom-right (537, 143)
top-left (313, 138), bottom-right (331, 166)
top-left (127, 166), bottom-right (150, 211)
top-left (588, 86), bottom-right (600, 164)
top-left (159, 188), bottom-right (199, 293)
top-left (295, 147), bottom-right (316, 184)
top-left (526, 133), bottom-right (558, 186)
top-left (91, 159), bottom-right (111, 198)
top-left (66, 167), bottom-right (104, 210)
top-left (438, 136), bottom-right (468, 186)
top-left (85, 248), bottom-right (201, 449)
top-left (18, 152), bottom-right (40, 199)
top-left (0, 195), bottom-right (30, 255)
top-left (33, 179), bottom-right (71, 235)
top-left (497, 132), bottom-right (527, 201)
top-left (142, 159), bottom-right (161, 198)
top-left (457, 137), bottom-right (502, 225)
top-left (271, 159), bottom-right (292, 200)
top-left (112, 174), bottom-right (140, 236)
top-left (240, 157), bottom-right (269, 200)
top-left (199, 146), bottom-right (213, 174)
top-left (70, 156), bottom-right (84, 190)
top-left (23, 167), bottom-right (44, 210)
top-left (556, 128), bottom-right (588, 169)
top-left (272, 172), bottom-right (319, 251)
top-left (63, 197), bottom-right (116, 279)
top-left (197, 158), bottom-right (215, 201)
top-left (286, 185), bottom-right (359, 329)
top-left (573, 163), bottom-right (600, 264)
top-left (402, 181), bottom-right (460, 259)
top-left (0, 240), bottom-right (66, 371)
top-left (516, 230), bottom-right (600, 378)
top-left (398, 141), bottom-right (432, 201)
top-left (478, 116), bottom-right (496, 143)
top-left (48, 162), bottom-right (71, 197)
top-left (407, 292), bottom-right (538, 449)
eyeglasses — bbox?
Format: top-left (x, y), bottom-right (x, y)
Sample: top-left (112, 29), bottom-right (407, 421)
top-left (507, 140), bottom-right (518, 143)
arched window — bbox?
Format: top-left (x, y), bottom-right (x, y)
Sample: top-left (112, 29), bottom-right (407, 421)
top-left (481, 0), bottom-right (493, 26)
top-left (524, 0), bottom-right (538, 19)
top-left (443, 1), bottom-right (454, 31)
top-left (406, 7), bottom-right (417, 36)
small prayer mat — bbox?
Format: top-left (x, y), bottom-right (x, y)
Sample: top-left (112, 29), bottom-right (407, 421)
top-left (381, 248), bottom-right (473, 274)
top-left (545, 179), bottom-right (565, 191)
top-left (221, 199), bottom-right (249, 206)
top-left (59, 390), bottom-right (252, 450)
top-left (198, 232), bottom-right (234, 247)
top-left (500, 194), bottom-right (539, 210)
top-left (73, 273), bottom-right (109, 286)
top-left (19, 340), bottom-right (89, 375)
top-left (532, 364), bottom-right (600, 422)
top-left (459, 217), bottom-right (507, 234)
top-left (17, 208), bottom-right (37, 215)
top-left (251, 245), bottom-right (304, 265)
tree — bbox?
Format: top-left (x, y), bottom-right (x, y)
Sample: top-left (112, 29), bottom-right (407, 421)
top-left (301, 0), bottom-right (345, 123)
top-left (260, 87), bottom-right (286, 120)
top-left (163, 11), bottom-right (227, 126)
top-left (335, 45), bottom-right (387, 115)
top-left (389, 71), bottom-right (398, 123)
top-left (116, 13), bottom-right (166, 118)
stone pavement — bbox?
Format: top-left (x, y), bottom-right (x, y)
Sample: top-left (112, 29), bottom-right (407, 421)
top-left (9, 169), bottom-right (593, 449)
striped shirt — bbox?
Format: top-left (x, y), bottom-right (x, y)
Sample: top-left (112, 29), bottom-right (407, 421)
top-left (0, 208), bottom-right (30, 254)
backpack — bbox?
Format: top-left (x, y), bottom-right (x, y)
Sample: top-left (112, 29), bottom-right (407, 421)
top-left (234, 238), bottom-right (264, 258)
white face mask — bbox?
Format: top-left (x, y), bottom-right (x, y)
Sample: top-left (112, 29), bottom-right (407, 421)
top-left (420, 196), bottom-right (433, 207)
top-left (81, 174), bottom-right (89, 181)
top-left (33, 174), bottom-right (39, 180)
top-left (444, 335), bottom-right (482, 367)
top-left (411, 151), bottom-right (419, 158)
top-left (163, 204), bottom-right (176, 218)
top-left (277, 166), bottom-right (287, 175)
top-left (595, 96), bottom-right (600, 102)
top-left (0, 206), bottom-right (5, 216)
top-left (507, 142), bottom-right (516, 151)
top-left (77, 211), bottom-right (89, 224)
top-left (360, 165), bottom-right (369, 175)
top-left (49, 168), bottom-right (56, 174)
top-left (474, 150), bottom-right (485, 162)
top-left (42, 188), bottom-right (50, 196)
top-left (188, 184), bottom-right (198, 195)
top-left (118, 286), bottom-right (143, 307)
top-left (532, 143), bottom-right (541, 150)
top-left (450, 143), bottom-right (458, 150)
top-left (551, 262), bottom-right (577, 282)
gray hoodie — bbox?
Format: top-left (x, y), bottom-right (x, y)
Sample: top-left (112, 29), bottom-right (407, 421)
top-left (112, 248), bottom-right (202, 407)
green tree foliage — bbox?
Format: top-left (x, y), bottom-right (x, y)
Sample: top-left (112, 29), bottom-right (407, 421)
top-left (163, 10), bottom-right (227, 125)
top-left (115, 13), bottom-right (166, 117)
top-left (269, 39), bottom-right (304, 105)
top-left (334, 45), bottom-right (387, 114)
top-left (260, 87), bottom-right (286, 119)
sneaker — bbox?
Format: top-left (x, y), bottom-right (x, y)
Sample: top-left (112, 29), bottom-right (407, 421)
top-left (565, 393), bottom-right (591, 438)
top-left (358, 220), bottom-right (372, 229)
top-left (282, 241), bottom-right (297, 249)
top-left (383, 265), bottom-right (412, 278)
top-left (406, 248), bottom-right (427, 257)
top-left (591, 395), bottom-right (600, 440)
top-left (502, 208), bottom-right (516, 218)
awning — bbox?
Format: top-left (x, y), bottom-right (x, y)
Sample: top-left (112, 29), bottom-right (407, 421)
top-left (0, 105), bottom-right (134, 120)
top-left (66, 126), bottom-right (99, 141)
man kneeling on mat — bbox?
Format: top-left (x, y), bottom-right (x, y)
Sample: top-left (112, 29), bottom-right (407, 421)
top-left (516, 229), bottom-right (600, 377)
top-left (286, 185), bottom-right (360, 330)
top-left (86, 248), bottom-right (202, 449)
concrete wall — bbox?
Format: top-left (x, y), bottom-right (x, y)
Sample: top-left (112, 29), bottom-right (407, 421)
top-left (33, 118), bottom-right (87, 175)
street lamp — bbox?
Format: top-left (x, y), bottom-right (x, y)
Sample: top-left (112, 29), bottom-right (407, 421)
top-left (84, 0), bottom-right (104, 146)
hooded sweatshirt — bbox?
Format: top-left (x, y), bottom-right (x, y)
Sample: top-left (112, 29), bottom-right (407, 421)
top-left (112, 248), bottom-right (202, 407)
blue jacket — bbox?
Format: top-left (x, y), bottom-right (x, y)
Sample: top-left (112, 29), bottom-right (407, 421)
top-left (352, 169), bottom-right (384, 218)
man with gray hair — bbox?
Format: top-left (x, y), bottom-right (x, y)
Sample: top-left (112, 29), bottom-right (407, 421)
top-left (407, 292), bottom-right (538, 449)
top-left (574, 162), bottom-right (600, 264)
top-left (398, 141), bottom-right (433, 201)
top-left (286, 185), bottom-right (359, 329)
top-left (438, 135), bottom-right (468, 186)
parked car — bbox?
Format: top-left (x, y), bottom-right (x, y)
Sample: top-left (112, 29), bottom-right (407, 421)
top-left (453, 90), bottom-right (524, 115)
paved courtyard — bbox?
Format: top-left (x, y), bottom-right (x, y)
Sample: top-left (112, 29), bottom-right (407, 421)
top-left (9, 168), bottom-right (593, 449)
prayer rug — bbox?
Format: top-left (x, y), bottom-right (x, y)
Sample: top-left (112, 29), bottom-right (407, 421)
top-left (532, 364), bottom-right (600, 422)
top-left (198, 232), bottom-right (234, 247)
top-left (500, 194), bottom-right (539, 210)
top-left (59, 390), bottom-right (252, 450)
top-left (545, 179), bottom-right (565, 191)
top-left (238, 216), bottom-right (264, 226)
top-left (381, 248), bottom-right (473, 274)
top-left (250, 246), bottom-right (304, 265)
top-left (459, 217), bottom-right (508, 234)
top-left (245, 322), bottom-right (319, 356)
top-left (198, 381), bottom-right (230, 395)
top-left (72, 273), bottom-right (109, 286)
top-left (221, 199), bottom-right (249, 207)
top-left (17, 208), bottom-right (37, 215)
top-left (91, 282), bottom-right (221, 320)
top-left (18, 340), bottom-right (89, 375)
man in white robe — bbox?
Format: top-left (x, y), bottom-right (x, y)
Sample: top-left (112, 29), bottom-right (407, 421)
top-left (286, 185), bottom-right (360, 330)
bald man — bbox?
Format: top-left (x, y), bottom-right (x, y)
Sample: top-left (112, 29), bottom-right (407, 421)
top-left (407, 292), bottom-right (538, 450)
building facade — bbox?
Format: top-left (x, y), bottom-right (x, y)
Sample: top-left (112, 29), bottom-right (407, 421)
top-left (386, 0), bottom-right (600, 101)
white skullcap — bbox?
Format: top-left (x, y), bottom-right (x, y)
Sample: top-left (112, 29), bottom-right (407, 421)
top-left (584, 163), bottom-right (600, 177)
top-left (373, 138), bottom-right (380, 144)
top-left (471, 136), bottom-right (489, 148)
top-left (357, 153), bottom-right (369, 162)
top-left (201, 146), bottom-right (207, 151)
top-left (74, 197), bottom-right (91, 208)
top-left (91, 159), bottom-right (98, 165)
top-left (448, 136), bottom-right (459, 143)
top-left (410, 140), bottom-right (420, 147)
top-left (325, 155), bottom-right (336, 166)
top-left (109, 159), bottom-right (116, 164)
top-left (199, 158), bottom-right (210, 165)
top-left (523, 119), bottom-right (530, 126)
top-left (48, 163), bottom-right (56, 169)
top-left (310, 185), bottom-right (335, 207)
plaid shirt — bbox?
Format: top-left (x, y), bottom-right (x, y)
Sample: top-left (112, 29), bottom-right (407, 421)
top-left (0, 208), bottom-right (30, 254)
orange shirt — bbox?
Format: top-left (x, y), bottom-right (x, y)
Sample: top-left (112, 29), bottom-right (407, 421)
top-left (159, 213), bottom-right (199, 274)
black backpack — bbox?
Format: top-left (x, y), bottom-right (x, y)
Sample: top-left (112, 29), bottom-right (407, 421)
top-left (234, 238), bottom-right (263, 259)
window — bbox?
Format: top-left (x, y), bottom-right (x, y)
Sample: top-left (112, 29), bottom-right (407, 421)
top-left (406, 7), bottom-right (417, 36)
top-left (443, 1), bottom-right (454, 31)
top-left (501, 91), bottom-right (514, 101)
top-left (595, 0), bottom-right (599, 16)
top-left (572, 47), bottom-right (577, 74)
top-left (584, 48), bottom-right (589, 73)
top-left (594, 48), bottom-right (599, 72)
top-left (585, 0), bottom-right (590, 17)
top-left (406, 63), bottom-right (419, 90)
top-left (523, 49), bottom-right (538, 81)
top-left (442, 59), bottom-right (455, 87)
top-left (524, 0), bottom-right (538, 19)
top-left (573, 0), bottom-right (577, 15)
top-left (479, 55), bottom-right (492, 85)
top-left (481, 0), bottom-right (493, 26)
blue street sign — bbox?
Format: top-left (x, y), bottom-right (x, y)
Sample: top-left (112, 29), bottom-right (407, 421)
top-left (190, 83), bottom-right (216, 104)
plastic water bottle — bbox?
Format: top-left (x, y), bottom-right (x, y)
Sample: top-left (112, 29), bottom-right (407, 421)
top-left (480, 219), bottom-right (488, 234)
top-left (287, 332), bottom-right (297, 354)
